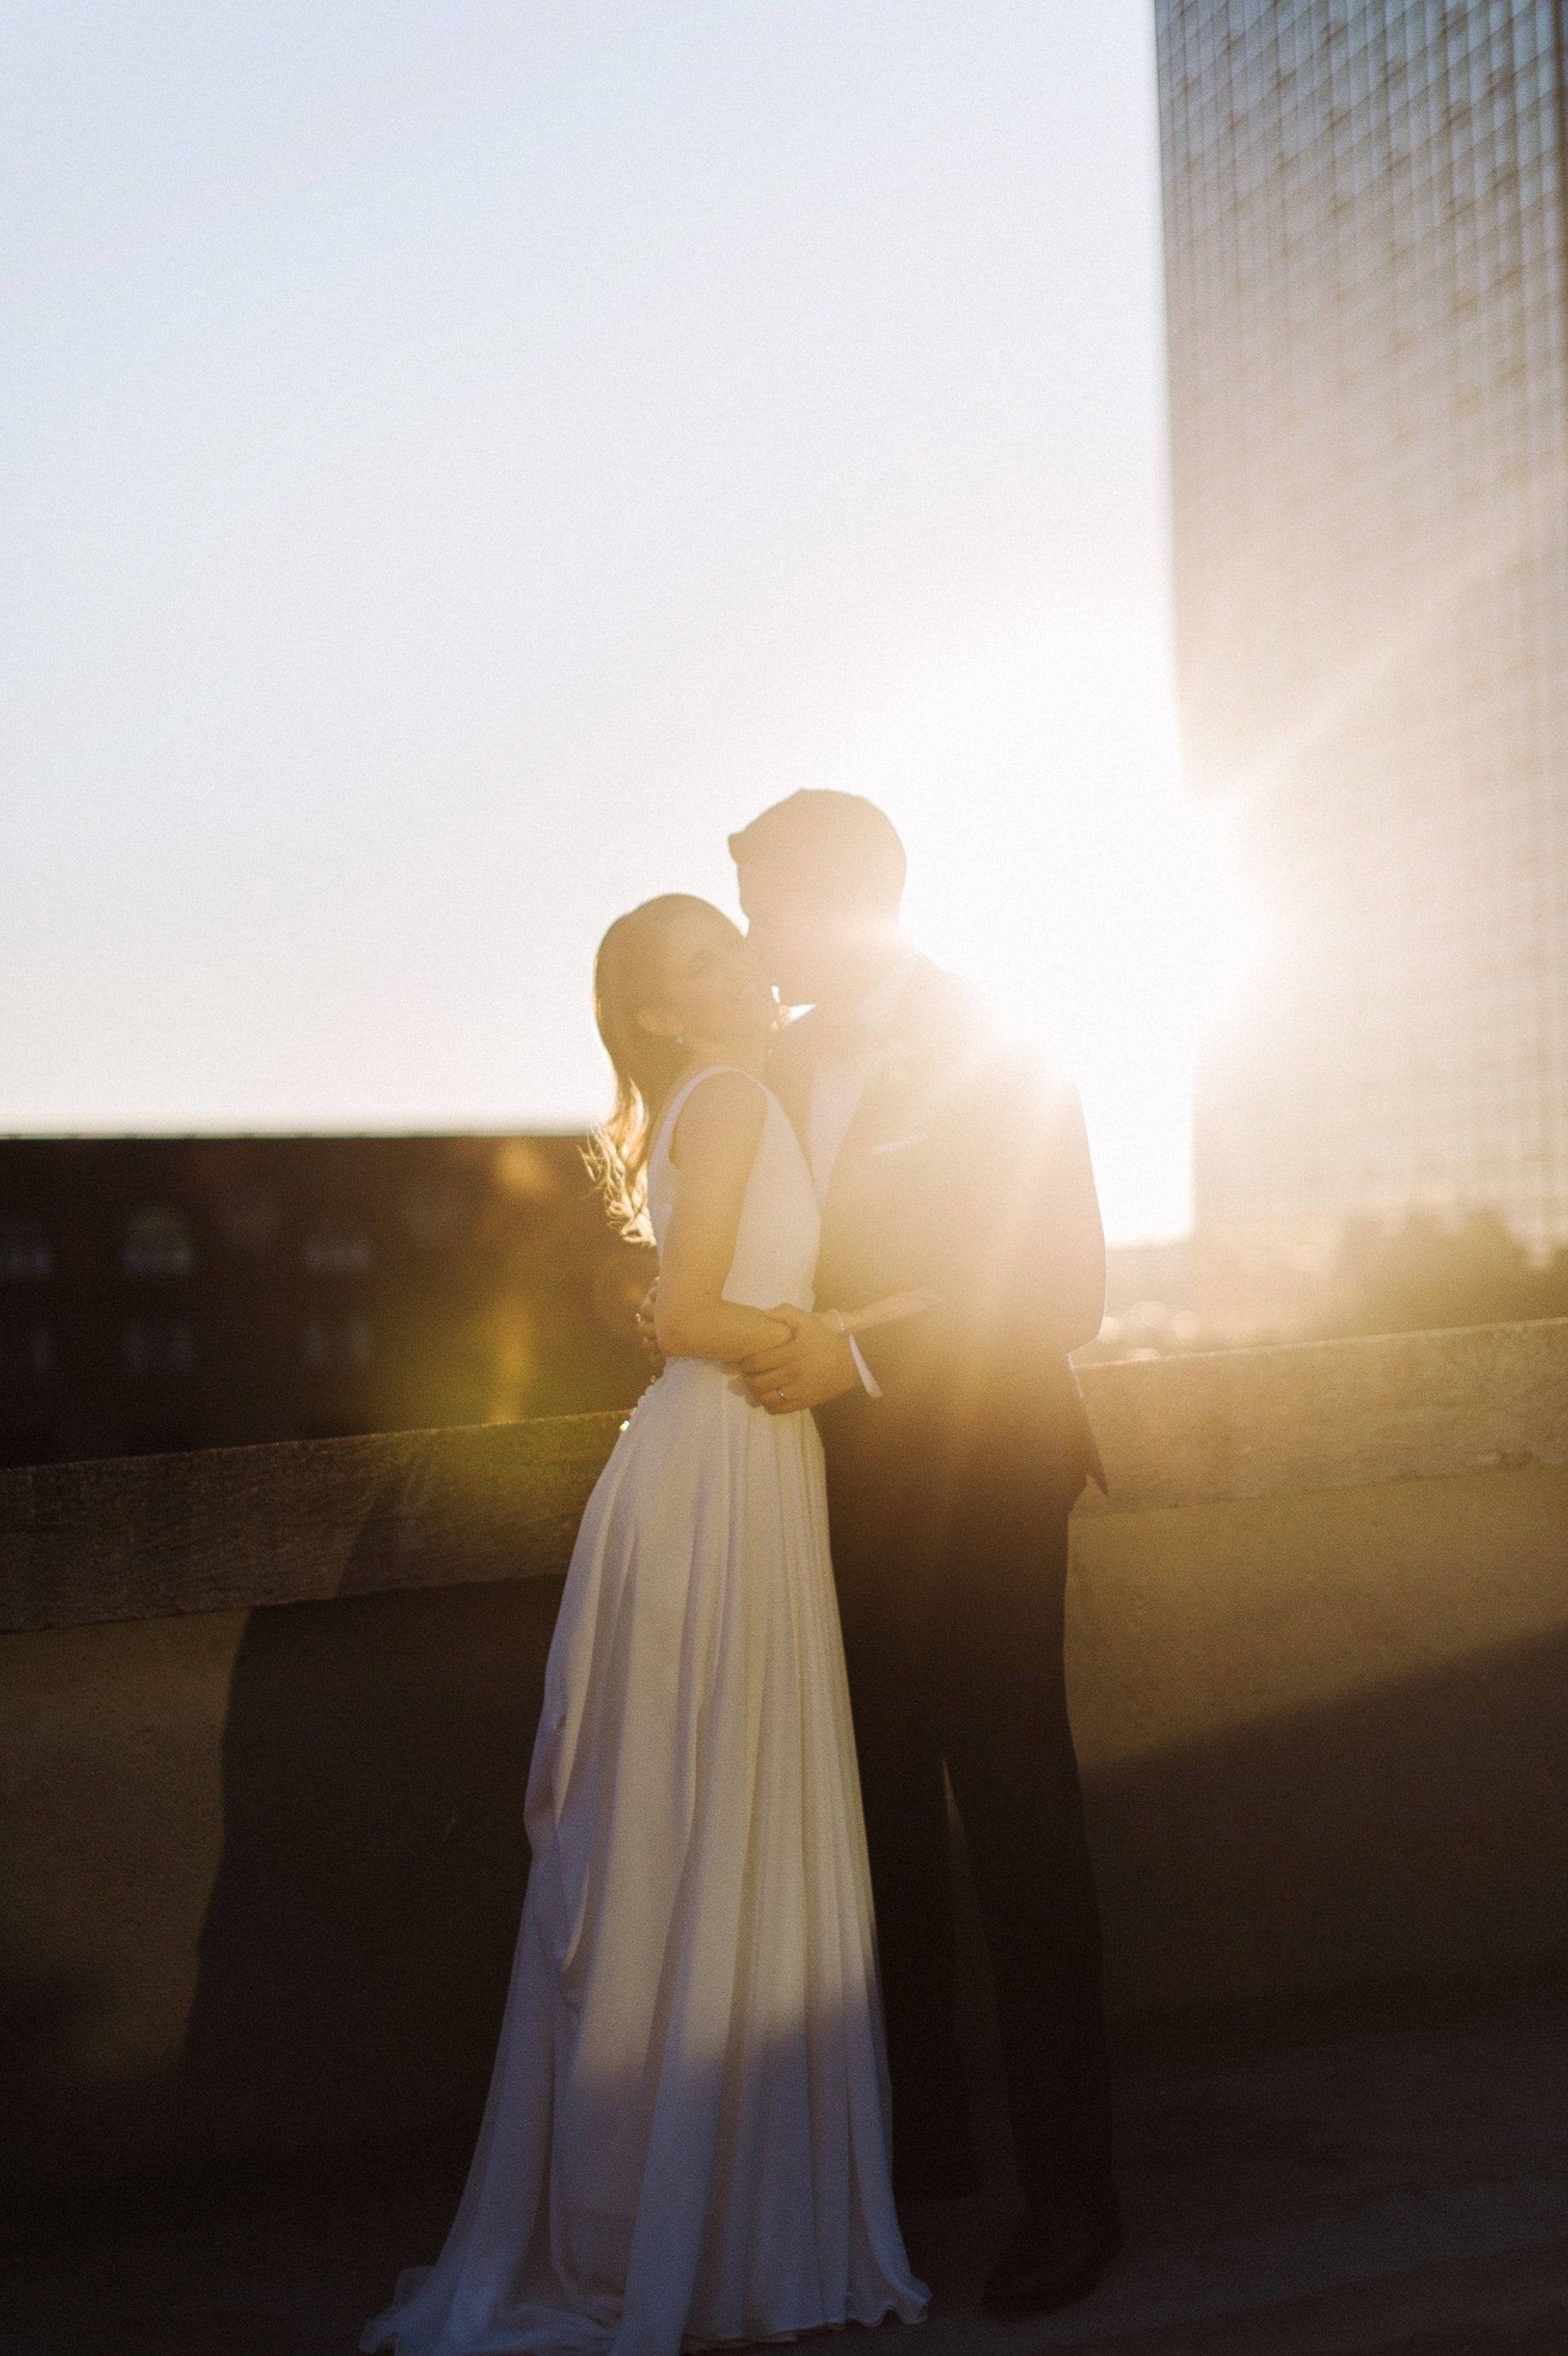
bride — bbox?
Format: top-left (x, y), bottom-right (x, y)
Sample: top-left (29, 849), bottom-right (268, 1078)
top-left (363, 894), bottom-right (930, 2356)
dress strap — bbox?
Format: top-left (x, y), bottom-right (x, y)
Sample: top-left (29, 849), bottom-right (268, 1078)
top-left (651, 1065), bottom-right (768, 1169)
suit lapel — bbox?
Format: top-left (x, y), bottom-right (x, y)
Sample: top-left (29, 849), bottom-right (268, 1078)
top-left (820, 959), bottom-right (939, 1214)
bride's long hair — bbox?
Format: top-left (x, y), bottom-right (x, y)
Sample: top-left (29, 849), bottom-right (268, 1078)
top-left (589, 893), bottom-right (723, 1240)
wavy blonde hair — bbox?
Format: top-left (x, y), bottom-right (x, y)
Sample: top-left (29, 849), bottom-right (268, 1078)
top-left (587, 893), bottom-right (735, 1239)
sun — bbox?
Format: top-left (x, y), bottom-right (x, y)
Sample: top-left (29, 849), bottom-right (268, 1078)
top-left (813, 607), bottom-right (1265, 1242)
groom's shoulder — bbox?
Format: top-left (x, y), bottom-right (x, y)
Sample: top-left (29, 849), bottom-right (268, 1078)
top-left (909, 964), bottom-right (1076, 1109)
top-left (902, 959), bottom-right (1005, 1072)
top-left (908, 958), bottom-right (991, 1036)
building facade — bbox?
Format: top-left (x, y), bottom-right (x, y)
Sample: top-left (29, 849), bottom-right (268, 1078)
top-left (0, 1136), bottom-right (653, 1469)
top-left (1157, 0), bottom-right (1568, 1275)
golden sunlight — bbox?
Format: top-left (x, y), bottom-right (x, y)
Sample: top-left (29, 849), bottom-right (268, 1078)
top-left (812, 606), bottom-right (1265, 1240)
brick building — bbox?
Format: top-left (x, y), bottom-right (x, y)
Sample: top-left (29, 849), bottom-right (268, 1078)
top-left (0, 1135), bottom-right (653, 1469)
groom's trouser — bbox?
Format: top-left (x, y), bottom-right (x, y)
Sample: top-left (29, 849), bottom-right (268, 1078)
top-left (825, 1440), bottom-right (1115, 2215)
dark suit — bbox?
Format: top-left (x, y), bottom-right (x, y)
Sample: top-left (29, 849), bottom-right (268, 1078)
top-left (769, 957), bottom-right (1115, 2212)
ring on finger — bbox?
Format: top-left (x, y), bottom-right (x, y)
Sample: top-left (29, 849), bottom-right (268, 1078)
top-left (775, 1387), bottom-right (787, 1403)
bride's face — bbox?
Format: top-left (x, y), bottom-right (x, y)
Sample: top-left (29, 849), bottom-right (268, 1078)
top-left (643, 911), bottom-right (775, 1049)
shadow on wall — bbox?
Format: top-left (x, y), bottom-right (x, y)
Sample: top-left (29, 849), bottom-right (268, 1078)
top-left (8, 1539), bottom-right (1567, 2189)
top-left (1087, 1614), bottom-right (1568, 2020)
top-left (168, 1612), bottom-right (1568, 2173)
top-left (170, 1573), bottom-right (566, 2168)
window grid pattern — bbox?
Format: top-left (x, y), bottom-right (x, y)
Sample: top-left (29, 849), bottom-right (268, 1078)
top-left (1157, 0), bottom-right (1568, 1249)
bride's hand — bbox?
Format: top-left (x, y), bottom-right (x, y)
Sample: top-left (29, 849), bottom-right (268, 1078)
top-left (740, 1307), bottom-right (862, 1413)
top-left (636, 1278), bottom-right (665, 1374)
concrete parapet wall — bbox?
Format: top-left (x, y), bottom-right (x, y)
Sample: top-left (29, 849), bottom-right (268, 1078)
top-left (1072, 1468), bottom-right (1568, 2013)
top-left (0, 1412), bottom-right (625, 1633)
top-left (1, 1320), bottom-right (1565, 2188)
top-left (1075, 1316), bottom-right (1568, 1510)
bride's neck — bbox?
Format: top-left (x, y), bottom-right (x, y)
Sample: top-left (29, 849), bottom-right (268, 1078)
top-left (674, 1032), bottom-right (768, 1083)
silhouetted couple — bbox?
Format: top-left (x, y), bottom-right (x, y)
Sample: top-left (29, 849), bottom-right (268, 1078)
top-left (365, 793), bottom-right (1116, 2355)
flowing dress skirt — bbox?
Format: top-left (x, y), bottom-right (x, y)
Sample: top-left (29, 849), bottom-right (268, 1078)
top-left (362, 1360), bottom-right (927, 2356)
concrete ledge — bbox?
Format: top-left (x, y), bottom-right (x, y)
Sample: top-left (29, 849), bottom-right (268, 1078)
top-left (0, 1413), bottom-right (625, 1635)
top-left (1076, 1315), bottom-right (1568, 1516)
top-left (3, 1319), bottom-right (1565, 1631)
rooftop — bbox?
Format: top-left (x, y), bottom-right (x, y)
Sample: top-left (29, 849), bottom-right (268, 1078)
top-left (7, 1988), bottom-right (1566, 2355)
top-left (4, 1319), bottom-right (1565, 2352)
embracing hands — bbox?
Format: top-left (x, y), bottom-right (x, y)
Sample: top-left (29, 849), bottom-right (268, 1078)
top-left (636, 1281), bottom-right (861, 1412)
top-left (635, 1282), bottom-right (664, 1375)
top-left (740, 1305), bottom-right (862, 1413)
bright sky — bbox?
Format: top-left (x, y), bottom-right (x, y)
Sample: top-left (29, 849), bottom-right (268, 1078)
top-left (1, 3), bottom-right (1256, 1241)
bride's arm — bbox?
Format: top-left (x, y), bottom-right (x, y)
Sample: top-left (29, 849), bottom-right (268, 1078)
top-left (654, 1072), bottom-right (793, 1364)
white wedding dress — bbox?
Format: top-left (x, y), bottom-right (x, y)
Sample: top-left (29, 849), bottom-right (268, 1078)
top-left (363, 1067), bottom-right (927, 2356)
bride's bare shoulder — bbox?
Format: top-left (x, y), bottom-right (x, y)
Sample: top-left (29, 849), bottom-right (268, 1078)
top-left (668, 1068), bottom-right (768, 1171)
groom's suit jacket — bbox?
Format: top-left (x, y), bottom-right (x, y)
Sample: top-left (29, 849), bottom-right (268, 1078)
top-left (767, 957), bottom-right (1107, 1515)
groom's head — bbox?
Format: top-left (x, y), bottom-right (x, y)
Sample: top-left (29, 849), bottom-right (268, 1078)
top-left (729, 791), bottom-right (906, 1008)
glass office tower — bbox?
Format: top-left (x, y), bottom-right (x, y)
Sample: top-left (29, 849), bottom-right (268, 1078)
top-left (1157, 2), bottom-right (1568, 1266)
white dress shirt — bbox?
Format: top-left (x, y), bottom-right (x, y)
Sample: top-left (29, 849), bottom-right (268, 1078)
top-left (806, 944), bottom-right (923, 1398)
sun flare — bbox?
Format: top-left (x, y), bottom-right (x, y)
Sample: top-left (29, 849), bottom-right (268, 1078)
top-left (810, 609), bottom-right (1265, 1242)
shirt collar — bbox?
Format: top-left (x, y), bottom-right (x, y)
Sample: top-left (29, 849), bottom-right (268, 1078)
top-left (851, 943), bottom-right (922, 1038)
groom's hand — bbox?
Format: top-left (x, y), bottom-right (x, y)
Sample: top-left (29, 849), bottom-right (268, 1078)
top-left (741, 1306), bottom-right (861, 1412)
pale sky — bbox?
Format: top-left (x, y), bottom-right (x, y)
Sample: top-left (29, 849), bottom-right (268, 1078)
top-left (1, 3), bottom-right (1255, 1240)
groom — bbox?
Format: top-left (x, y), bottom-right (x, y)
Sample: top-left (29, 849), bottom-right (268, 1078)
top-left (725, 790), bottom-right (1117, 2316)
